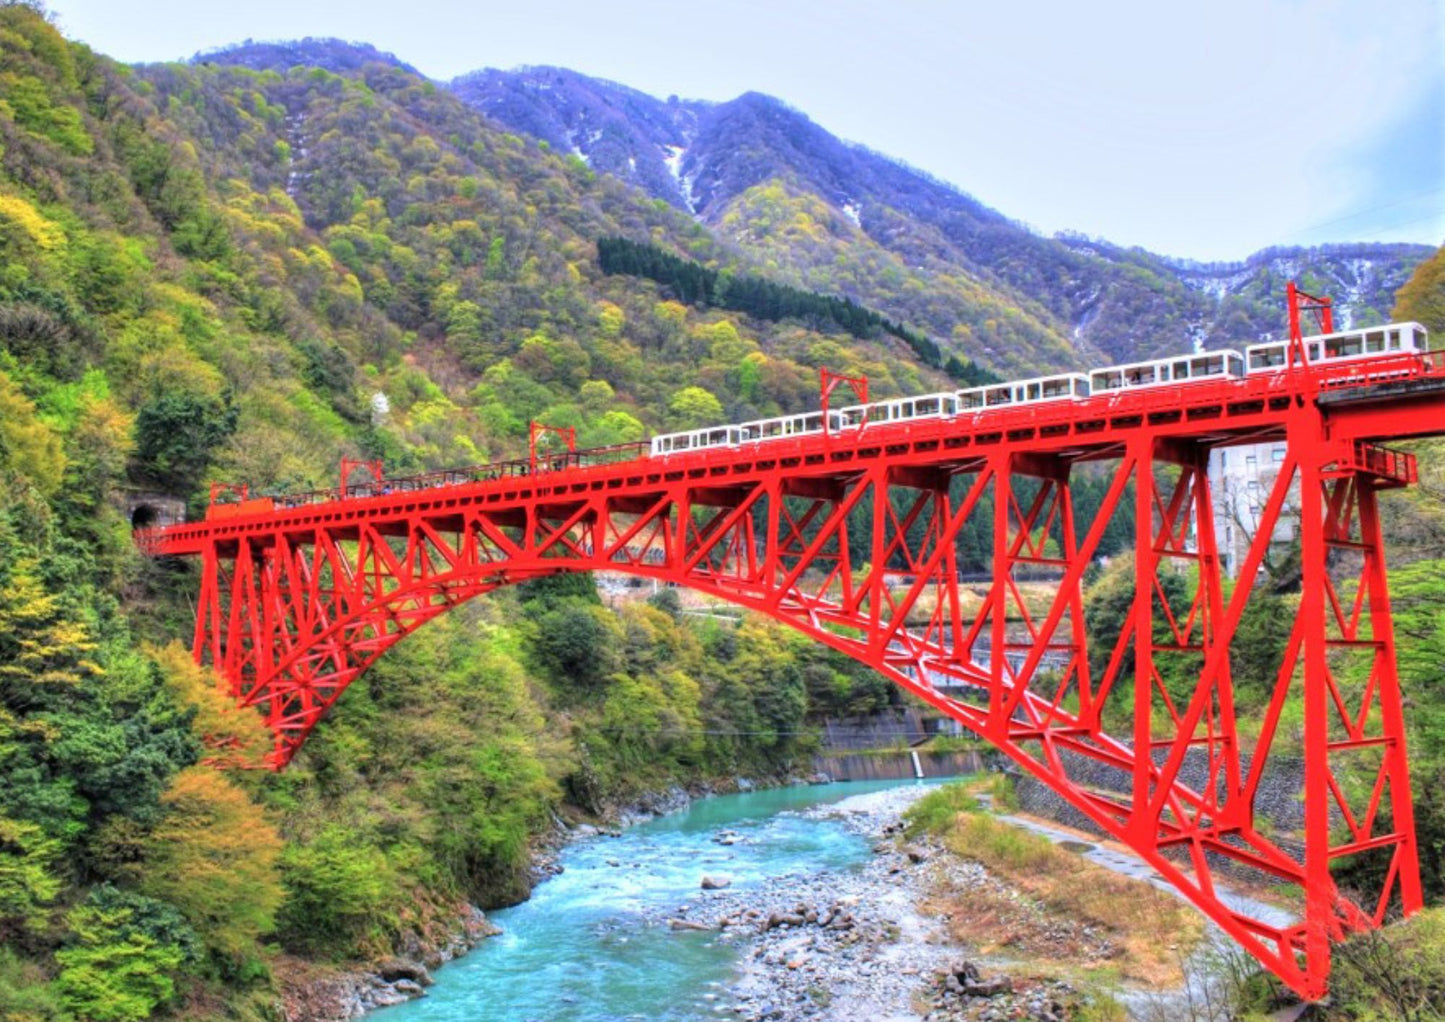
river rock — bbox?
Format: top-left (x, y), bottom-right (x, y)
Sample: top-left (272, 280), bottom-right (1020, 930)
top-left (701, 874), bottom-right (732, 890)
top-left (668, 917), bottom-right (714, 931)
top-left (966, 974), bottom-right (1012, 997)
top-left (375, 958), bottom-right (433, 986)
top-left (764, 912), bottom-right (806, 931)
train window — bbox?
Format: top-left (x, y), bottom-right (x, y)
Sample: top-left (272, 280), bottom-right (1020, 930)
top-left (1173, 361), bottom-right (1189, 379)
top-left (1249, 345), bottom-right (1286, 371)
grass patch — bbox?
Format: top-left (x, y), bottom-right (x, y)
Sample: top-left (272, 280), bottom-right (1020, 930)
top-left (902, 781), bottom-right (978, 837)
top-left (1074, 990), bottom-right (1130, 1022)
top-left (948, 812), bottom-right (1056, 872)
top-left (985, 772), bottom-right (1020, 811)
top-left (951, 814), bottom-right (1201, 981)
top-left (917, 787), bottom-right (1205, 988)
top-left (921, 733), bottom-right (987, 753)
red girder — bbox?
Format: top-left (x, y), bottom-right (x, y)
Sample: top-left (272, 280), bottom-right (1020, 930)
top-left (139, 355), bottom-right (1445, 1000)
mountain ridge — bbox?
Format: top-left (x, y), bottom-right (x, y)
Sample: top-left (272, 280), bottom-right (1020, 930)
top-left (191, 40), bottom-right (1432, 368)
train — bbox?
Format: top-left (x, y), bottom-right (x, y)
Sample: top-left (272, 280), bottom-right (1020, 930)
top-left (649, 321), bottom-right (1431, 458)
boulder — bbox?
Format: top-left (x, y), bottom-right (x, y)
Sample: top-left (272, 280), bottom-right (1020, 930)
top-left (374, 958), bottom-right (433, 986)
top-left (668, 917), bottom-right (714, 931)
top-left (964, 975), bottom-right (1012, 998)
top-left (701, 874), bottom-right (732, 890)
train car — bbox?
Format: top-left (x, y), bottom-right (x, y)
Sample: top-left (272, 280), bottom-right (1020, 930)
top-left (957, 373), bottom-right (1090, 410)
top-left (1089, 350), bottom-right (1244, 393)
top-left (741, 410), bottom-right (828, 443)
top-left (648, 319), bottom-right (1432, 461)
top-left (832, 391), bottom-right (959, 431)
top-left (650, 424), bottom-right (749, 457)
top-left (1245, 322), bottom-right (1429, 373)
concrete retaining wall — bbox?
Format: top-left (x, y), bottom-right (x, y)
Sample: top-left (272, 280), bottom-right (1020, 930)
top-left (815, 749), bottom-right (985, 782)
top-left (1013, 747), bottom-right (1309, 886)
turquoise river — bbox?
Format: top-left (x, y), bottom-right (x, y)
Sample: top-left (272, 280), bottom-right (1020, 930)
top-left (375, 778), bottom-right (941, 1022)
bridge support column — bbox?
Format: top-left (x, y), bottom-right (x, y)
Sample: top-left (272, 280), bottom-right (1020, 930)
top-left (1288, 410), bottom-right (1424, 998)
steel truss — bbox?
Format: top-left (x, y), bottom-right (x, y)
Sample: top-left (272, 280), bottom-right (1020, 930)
top-left (151, 360), bottom-right (1445, 1000)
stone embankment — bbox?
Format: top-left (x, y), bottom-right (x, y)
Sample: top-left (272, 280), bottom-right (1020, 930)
top-left (276, 905), bottom-right (500, 1019)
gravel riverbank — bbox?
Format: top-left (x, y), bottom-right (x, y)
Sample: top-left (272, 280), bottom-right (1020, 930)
top-left (644, 785), bottom-right (1083, 1022)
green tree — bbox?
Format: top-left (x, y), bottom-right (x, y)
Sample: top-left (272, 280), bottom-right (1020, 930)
top-left (530, 602), bottom-right (621, 692)
top-left (132, 392), bottom-right (237, 491)
top-left (667, 385), bottom-right (723, 428)
top-left (55, 888), bottom-right (195, 1022)
top-left (274, 827), bottom-right (396, 957)
top-left (0, 815), bottom-right (61, 933)
top-left (0, 371), bottom-right (65, 495)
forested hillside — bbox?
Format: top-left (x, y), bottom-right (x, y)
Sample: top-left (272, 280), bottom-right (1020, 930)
top-left (1, 3), bottom-right (1443, 1019)
top-left (0, 6), bottom-right (929, 1018)
top-left (446, 64), bottom-right (1432, 366)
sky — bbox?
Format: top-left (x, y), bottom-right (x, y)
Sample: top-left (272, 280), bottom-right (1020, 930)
top-left (40, 0), bottom-right (1445, 262)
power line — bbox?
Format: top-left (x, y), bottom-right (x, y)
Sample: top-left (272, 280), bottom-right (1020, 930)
top-left (1292, 185), bottom-right (1445, 237)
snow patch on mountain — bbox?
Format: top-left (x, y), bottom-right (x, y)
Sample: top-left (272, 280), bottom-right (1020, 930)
top-left (662, 144), bottom-right (685, 186)
top-left (661, 144), bottom-right (699, 212)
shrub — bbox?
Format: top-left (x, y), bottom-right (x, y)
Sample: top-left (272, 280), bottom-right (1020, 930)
top-left (902, 782), bottom-right (978, 837)
top-left (273, 827), bottom-right (396, 957)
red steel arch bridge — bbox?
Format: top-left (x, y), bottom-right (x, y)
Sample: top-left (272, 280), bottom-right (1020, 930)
top-left (139, 304), bottom-right (1445, 1001)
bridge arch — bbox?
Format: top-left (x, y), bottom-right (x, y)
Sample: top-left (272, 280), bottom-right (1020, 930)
top-left (144, 366), bottom-right (1445, 1000)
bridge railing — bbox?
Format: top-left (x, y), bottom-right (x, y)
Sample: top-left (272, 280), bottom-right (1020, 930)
top-left (1342, 441), bottom-right (1417, 485)
top-left (223, 441), bottom-right (653, 516)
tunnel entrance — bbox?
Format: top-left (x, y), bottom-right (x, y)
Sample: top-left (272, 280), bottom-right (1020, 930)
top-left (124, 492), bottom-right (186, 531)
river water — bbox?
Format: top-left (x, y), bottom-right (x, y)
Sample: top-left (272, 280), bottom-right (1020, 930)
top-left (375, 779), bottom-right (937, 1022)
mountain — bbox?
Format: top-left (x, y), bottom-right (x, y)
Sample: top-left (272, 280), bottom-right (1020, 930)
top-left (449, 66), bottom-right (1434, 364)
top-left (191, 36), bottom-right (421, 77)
top-left (0, 12), bottom-right (929, 1016)
top-left (450, 65), bottom-right (708, 211)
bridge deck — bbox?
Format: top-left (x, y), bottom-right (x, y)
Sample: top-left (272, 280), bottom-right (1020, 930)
top-left (144, 355), bottom-right (1445, 556)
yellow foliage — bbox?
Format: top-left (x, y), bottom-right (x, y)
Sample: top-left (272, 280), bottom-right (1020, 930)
top-left (0, 193), bottom-right (64, 250)
top-left (66, 394), bottom-right (135, 499)
top-left (597, 302), bottom-right (625, 339)
top-left (652, 300), bottom-right (688, 329)
top-left (1393, 243), bottom-right (1445, 333)
top-left (148, 643), bottom-right (272, 764)
top-left (140, 766), bottom-right (283, 955)
top-left (0, 558), bottom-right (100, 686)
top-left (0, 370), bottom-right (64, 495)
